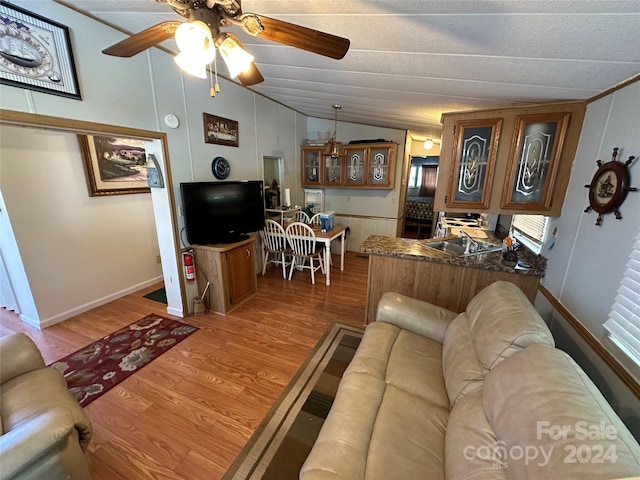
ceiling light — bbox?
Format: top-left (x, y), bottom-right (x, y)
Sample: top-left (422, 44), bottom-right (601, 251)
top-left (215, 33), bottom-right (255, 78)
top-left (174, 52), bottom-right (208, 78)
top-left (324, 104), bottom-right (346, 159)
top-left (173, 21), bottom-right (216, 78)
top-left (423, 139), bottom-right (434, 150)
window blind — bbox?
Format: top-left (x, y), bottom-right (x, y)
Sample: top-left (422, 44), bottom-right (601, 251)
top-left (511, 215), bottom-right (548, 244)
top-left (604, 232), bottom-right (640, 367)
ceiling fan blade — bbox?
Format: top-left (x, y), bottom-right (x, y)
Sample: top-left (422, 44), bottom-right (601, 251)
top-left (102, 21), bottom-right (181, 57)
top-left (256, 16), bottom-right (350, 60)
top-left (236, 62), bottom-right (264, 86)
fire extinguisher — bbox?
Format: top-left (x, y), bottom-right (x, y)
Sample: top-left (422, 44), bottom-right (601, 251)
top-left (183, 251), bottom-right (195, 282)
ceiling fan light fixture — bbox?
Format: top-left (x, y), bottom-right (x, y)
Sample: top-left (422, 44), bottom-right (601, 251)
top-left (173, 20), bottom-right (216, 78)
top-left (174, 52), bottom-right (209, 79)
top-left (175, 21), bottom-right (215, 58)
top-left (215, 33), bottom-right (255, 78)
top-left (423, 138), bottom-right (434, 150)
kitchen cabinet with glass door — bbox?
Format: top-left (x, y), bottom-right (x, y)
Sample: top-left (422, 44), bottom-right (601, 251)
top-left (301, 147), bottom-right (323, 186)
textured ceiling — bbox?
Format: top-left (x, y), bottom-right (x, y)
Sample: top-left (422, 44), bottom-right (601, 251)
top-left (58, 0), bottom-right (640, 140)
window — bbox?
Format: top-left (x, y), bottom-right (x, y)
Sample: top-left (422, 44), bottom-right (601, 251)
top-left (409, 166), bottom-right (422, 189)
top-left (604, 230), bottom-right (640, 370)
top-left (511, 214), bottom-right (548, 254)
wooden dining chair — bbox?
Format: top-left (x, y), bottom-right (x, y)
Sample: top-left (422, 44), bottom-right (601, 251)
top-left (285, 222), bottom-right (325, 284)
top-left (309, 213), bottom-right (332, 266)
top-left (260, 219), bottom-right (291, 278)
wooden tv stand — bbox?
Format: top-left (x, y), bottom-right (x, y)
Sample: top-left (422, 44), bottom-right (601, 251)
top-left (191, 237), bottom-right (257, 315)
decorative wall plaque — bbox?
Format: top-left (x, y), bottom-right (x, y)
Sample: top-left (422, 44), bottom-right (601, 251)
top-left (584, 147), bottom-right (637, 226)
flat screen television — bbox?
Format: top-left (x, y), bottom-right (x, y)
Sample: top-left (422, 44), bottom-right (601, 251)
top-left (180, 180), bottom-right (265, 245)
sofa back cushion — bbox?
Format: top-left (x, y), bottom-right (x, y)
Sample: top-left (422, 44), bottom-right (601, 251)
top-left (465, 281), bottom-right (554, 371)
top-left (442, 313), bottom-right (484, 406)
top-left (483, 344), bottom-right (640, 479)
top-left (445, 388), bottom-right (507, 480)
top-left (442, 281), bottom-right (555, 407)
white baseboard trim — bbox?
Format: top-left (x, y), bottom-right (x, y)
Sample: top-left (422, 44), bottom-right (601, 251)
top-left (166, 306), bottom-right (184, 318)
top-left (38, 276), bottom-right (164, 329)
top-left (19, 313), bottom-right (41, 329)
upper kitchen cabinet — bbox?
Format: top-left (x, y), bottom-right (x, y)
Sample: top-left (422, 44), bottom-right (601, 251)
top-left (301, 142), bottom-right (398, 189)
top-left (343, 144), bottom-right (367, 186)
top-left (365, 143), bottom-right (397, 188)
top-left (446, 118), bottom-right (502, 210)
top-left (434, 102), bottom-right (586, 216)
top-left (301, 147), bottom-right (323, 186)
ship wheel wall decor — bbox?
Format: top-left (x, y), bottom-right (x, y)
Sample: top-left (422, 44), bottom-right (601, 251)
top-left (584, 147), bottom-right (637, 226)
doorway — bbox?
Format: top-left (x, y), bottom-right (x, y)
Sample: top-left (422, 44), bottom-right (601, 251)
top-left (403, 155), bottom-right (439, 238)
top-left (263, 155), bottom-right (283, 209)
top-left (0, 111), bottom-right (185, 327)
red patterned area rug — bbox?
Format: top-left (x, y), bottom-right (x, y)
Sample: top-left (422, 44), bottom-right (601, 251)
top-left (49, 314), bottom-right (198, 407)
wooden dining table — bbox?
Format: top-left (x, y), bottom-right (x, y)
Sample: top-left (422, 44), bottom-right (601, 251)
top-left (313, 225), bottom-right (346, 285)
top-left (282, 224), bottom-right (347, 285)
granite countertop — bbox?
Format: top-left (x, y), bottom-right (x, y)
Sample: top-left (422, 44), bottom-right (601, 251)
top-left (360, 235), bottom-right (547, 277)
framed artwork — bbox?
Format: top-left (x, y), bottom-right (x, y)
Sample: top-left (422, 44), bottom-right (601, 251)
top-left (204, 113), bottom-right (239, 147)
top-left (0, 2), bottom-right (81, 100)
top-left (78, 134), bottom-right (151, 196)
top-left (502, 112), bottom-right (570, 209)
top-left (447, 118), bottom-right (502, 209)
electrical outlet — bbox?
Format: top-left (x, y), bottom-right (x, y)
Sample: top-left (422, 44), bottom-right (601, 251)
top-left (156, 255), bottom-right (162, 264)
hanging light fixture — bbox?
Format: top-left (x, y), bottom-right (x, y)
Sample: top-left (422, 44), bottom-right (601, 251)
top-left (215, 33), bottom-right (255, 78)
top-left (423, 138), bottom-right (434, 150)
top-left (173, 21), bottom-right (257, 96)
top-left (173, 21), bottom-right (216, 79)
top-left (324, 104), bottom-right (346, 159)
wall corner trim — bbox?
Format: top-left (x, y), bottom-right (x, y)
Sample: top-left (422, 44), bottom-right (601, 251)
top-left (538, 284), bottom-right (640, 399)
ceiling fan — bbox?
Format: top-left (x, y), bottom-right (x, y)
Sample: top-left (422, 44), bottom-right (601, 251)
top-left (102, 0), bottom-right (350, 87)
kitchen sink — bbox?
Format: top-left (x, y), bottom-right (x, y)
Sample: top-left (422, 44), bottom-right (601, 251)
top-left (424, 236), bottom-right (502, 257)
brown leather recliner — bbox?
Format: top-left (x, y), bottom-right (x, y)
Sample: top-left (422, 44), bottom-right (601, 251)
top-left (0, 333), bottom-right (92, 480)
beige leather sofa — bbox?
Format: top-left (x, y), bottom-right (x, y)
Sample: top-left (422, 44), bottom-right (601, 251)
top-left (0, 333), bottom-right (92, 480)
top-left (301, 281), bottom-right (640, 479)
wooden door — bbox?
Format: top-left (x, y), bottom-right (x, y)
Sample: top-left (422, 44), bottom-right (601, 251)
top-left (226, 244), bottom-right (256, 305)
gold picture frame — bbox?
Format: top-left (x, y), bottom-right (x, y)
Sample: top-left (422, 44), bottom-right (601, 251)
top-left (447, 118), bottom-right (502, 209)
top-left (501, 112), bottom-right (570, 210)
top-left (78, 134), bottom-right (151, 196)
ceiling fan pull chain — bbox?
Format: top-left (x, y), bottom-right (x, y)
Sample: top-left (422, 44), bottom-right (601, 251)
top-left (209, 65), bottom-right (216, 98)
top-left (214, 55), bottom-right (221, 93)
top-left (210, 55), bottom-right (221, 97)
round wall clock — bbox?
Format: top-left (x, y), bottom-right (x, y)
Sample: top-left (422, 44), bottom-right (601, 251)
top-left (163, 113), bottom-right (180, 129)
top-left (584, 147), bottom-right (636, 226)
top-left (212, 156), bottom-right (231, 179)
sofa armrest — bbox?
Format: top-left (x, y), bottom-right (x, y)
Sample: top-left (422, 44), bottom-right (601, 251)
top-left (376, 292), bottom-right (458, 343)
top-left (0, 333), bottom-right (45, 384)
top-left (0, 409), bottom-right (77, 479)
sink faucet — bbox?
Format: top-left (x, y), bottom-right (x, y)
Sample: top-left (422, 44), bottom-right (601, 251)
top-left (459, 230), bottom-right (479, 253)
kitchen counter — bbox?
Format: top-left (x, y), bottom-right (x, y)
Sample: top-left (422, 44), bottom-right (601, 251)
top-left (360, 235), bottom-right (547, 277)
top-left (360, 234), bottom-right (547, 323)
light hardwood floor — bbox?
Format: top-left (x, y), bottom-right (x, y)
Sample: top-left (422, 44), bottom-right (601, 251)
top-left (0, 252), bottom-right (369, 480)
